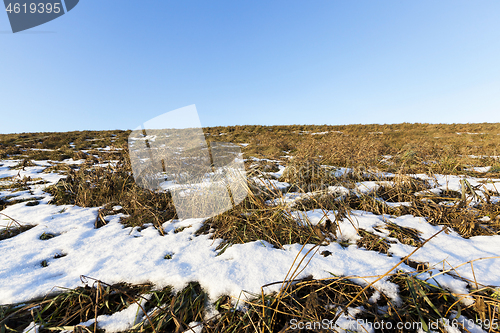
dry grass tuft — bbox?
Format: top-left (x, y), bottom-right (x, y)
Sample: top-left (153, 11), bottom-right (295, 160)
top-left (44, 157), bottom-right (177, 233)
top-left (0, 213), bottom-right (35, 241)
top-left (198, 188), bottom-right (328, 249)
top-left (279, 157), bottom-right (332, 192)
top-left (356, 229), bottom-right (392, 254)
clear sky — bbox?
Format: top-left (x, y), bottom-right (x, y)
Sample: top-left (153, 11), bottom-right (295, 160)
top-left (1, 1), bottom-right (500, 133)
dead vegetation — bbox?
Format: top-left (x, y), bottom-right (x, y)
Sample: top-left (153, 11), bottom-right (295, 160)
top-left (44, 157), bottom-right (177, 233)
top-left (1, 124), bottom-right (500, 332)
top-left (197, 188), bottom-right (328, 250)
top-left (2, 269), bottom-right (499, 333)
top-left (0, 213), bottom-right (35, 241)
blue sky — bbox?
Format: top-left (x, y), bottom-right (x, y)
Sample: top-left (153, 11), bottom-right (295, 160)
top-left (1, 1), bottom-right (500, 133)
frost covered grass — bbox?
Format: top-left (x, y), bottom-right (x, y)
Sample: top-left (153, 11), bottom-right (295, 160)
top-left (1, 124), bottom-right (500, 332)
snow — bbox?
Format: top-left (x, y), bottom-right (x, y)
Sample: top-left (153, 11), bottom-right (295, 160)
top-left (251, 176), bottom-right (290, 191)
top-left (267, 186), bottom-right (349, 207)
top-left (94, 160), bottom-right (120, 168)
top-left (328, 185), bottom-right (350, 196)
top-left (128, 135), bottom-right (157, 142)
top-left (2, 158), bottom-right (500, 331)
top-left (97, 146), bottom-right (124, 151)
top-left (265, 165), bottom-right (286, 179)
top-left (446, 312), bottom-right (488, 333)
top-left (22, 322), bottom-right (40, 333)
top-left (354, 181), bottom-right (393, 194)
top-left (0, 200), bottom-right (411, 307)
top-left (289, 209), bottom-right (500, 295)
top-left (331, 307), bottom-right (374, 333)
top-left (469, 166), bottom-right (492, 173)
top-left (79, 295), bottom-right (150, 333)
top-left (182, 322), bottom-right (203, 333)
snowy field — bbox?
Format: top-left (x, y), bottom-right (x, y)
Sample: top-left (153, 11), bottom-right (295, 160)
top-left (1, 135), bottom-right (500, 332)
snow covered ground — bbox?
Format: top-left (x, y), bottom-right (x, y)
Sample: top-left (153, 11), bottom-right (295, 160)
top-left (1, 156), bottom-right (500, 332)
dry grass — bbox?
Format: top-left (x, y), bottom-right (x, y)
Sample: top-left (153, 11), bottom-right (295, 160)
top-left (44, 157), bottom-right (177, 233)
top-left (0, 213), bottom-right (35, 241)
top-left (1, 123), bottom-right (500, 332)
top-left (2, 266), bottom-right (499, 332)
top-left (197, 189), bottom-right (328, 250)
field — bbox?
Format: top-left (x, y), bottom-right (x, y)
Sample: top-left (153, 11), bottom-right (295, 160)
top-left (1, 123), bottom-right (500, 333)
